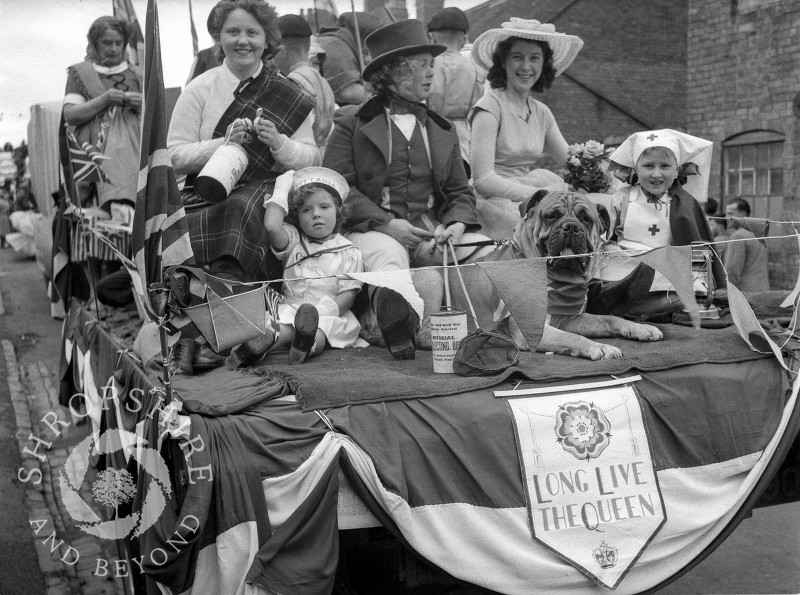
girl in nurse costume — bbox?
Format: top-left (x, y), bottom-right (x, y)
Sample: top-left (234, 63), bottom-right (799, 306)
top-left (590, 129), bottom-right (725, 315)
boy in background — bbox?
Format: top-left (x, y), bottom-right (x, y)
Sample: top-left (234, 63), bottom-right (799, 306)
top-left (426, 7), bottom-right (484, 175)
top-left (724, 197), bottom-right (770, 292)
top-left (276, 14), bottom-right (337, 159)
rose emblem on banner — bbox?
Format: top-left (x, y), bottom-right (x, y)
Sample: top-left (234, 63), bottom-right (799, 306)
top-left (554, 401), bottom-right (611, 461)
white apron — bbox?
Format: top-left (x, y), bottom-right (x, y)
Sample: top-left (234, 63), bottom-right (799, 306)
top-left (596, 188), bottom-right (706, 293)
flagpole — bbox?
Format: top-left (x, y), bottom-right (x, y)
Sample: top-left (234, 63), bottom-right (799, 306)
top-left (138, 0), bottom-right (195, 406)
top-left (137, 0), bottom-right (173, 405)
top-left (188, 0), bottom-right (199, 56)
top-left (350, 0), bottom-right (364, 76)
top-left (151, 284), bottom-right (175, 404)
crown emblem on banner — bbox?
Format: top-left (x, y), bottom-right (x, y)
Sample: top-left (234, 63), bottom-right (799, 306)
top-left (592, 541), bottom-right (618, 569)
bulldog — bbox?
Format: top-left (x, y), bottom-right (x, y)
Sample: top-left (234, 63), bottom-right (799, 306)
top-left (462, 189), bottom-right (663, 360)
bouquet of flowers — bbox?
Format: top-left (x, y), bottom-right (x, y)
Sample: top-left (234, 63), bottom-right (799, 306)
top-left (558, 140), bottom-right (614, 194)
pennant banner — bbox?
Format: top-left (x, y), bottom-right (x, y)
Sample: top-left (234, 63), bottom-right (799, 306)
top-left (477, 258), bottom-right (549, 349)
top-left (595, 244), bottom-right (700, 327)
top-left (507, 383), bottom-right (666, 589)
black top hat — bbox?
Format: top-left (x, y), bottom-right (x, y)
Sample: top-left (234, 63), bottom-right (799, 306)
top-left (278, 14), bottom-right (312, 38)
top-left (363, 19), bottom-right (446, 80)
top-left (427, 7), bottom-right (469, 33)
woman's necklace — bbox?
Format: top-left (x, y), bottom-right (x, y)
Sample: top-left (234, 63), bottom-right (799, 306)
top-left (519, 102), bottom-right (532, 123)
top-left (509, 91), bottom-right (532, 123)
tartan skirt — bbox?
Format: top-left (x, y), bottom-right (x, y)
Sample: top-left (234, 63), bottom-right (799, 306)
top-left (184, 179), bottom-right (281, 282)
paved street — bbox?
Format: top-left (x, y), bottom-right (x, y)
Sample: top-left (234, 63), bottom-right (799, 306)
top-left (1, 245), bottom-right (799, 594)
top-left (0, 247), bottom-right (125, 594)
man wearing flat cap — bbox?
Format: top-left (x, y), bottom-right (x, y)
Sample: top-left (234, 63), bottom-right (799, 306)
top-left (276, 14), bottom-right (336, 158)
top-left (426, 7), bottom-right (484, 174)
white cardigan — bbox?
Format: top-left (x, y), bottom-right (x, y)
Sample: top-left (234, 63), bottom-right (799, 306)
top-left (167, 61), bottom-right (319, 180)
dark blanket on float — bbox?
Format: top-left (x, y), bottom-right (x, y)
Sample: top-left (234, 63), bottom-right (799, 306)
top-left (238, 324), bottom-right (771, 411)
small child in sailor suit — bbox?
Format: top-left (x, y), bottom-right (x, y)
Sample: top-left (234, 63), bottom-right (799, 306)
top-left (592, 129), bottom-right (725, 314)
top-left (228, 167), bottom-right (364, 367)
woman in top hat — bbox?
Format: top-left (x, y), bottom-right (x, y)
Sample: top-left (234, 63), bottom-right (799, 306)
top-left (324, 19), bottom-right (493, 361)
top-left (469, 18), bottom-right (584, 240)
top-left (166, 0), bottom-right (319, 372)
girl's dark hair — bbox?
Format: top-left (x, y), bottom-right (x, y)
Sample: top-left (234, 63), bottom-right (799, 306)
top-left (287, 183), bottom-right (350, 233)
top-left (486, 36), bottom-right (556, 92)
top-left (208, 0), bottom-right (281, 63)
top-left (87, 16), bottom-right (131, 52)
top-left (368, 56), bottom-right (414, 100)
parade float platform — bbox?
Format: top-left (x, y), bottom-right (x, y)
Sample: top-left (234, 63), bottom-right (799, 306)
top-left (63, 295), bottom-right (800, 595)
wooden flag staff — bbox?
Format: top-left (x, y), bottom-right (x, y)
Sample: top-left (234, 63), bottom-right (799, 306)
top-left (350, 0), bottom-right (364, 76)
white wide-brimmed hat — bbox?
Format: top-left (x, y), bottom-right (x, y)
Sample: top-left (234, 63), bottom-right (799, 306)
top-left (471, 18), bottom-right (584, 76)
top-left (292, 166), bottom-right (349, 202)
top-left (609, 129), bottom-right (714, 201)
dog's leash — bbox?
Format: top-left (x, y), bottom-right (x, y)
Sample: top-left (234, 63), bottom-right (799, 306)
top-left (444, 239), bottom-right (478, 321)
top-left (451, 238), bottom-right (511, 248)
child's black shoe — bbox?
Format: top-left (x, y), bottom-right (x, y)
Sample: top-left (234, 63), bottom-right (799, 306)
top-left (374, 287), bottom-right (417, 360)
top-left (289, 304), bottom-right (319, 365)
top-left (227, 332), bottom-right (276, 369)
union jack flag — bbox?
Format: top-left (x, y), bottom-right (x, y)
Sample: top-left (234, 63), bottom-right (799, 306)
top-left (66, 131), bottom-right (111, 184)
top-left (131, 0), bottom-right (194, 322)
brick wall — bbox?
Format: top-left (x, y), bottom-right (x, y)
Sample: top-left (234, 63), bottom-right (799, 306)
top-left (544, 0), bottom-right (687, 143)
top-left (687, 0), bottom-right (800, 288)
top-left (536, 78), bottom-right (644, 147)
top-left (687, 0), bottom-right (800, 201)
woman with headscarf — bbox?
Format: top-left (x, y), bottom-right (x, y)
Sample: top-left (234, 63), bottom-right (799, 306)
top-left (166, 0), bottom-right (318, 371)
top-left (63, 15), bottom-right (142, 207)
top-left (469, 18), bottom-right (584, 240)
